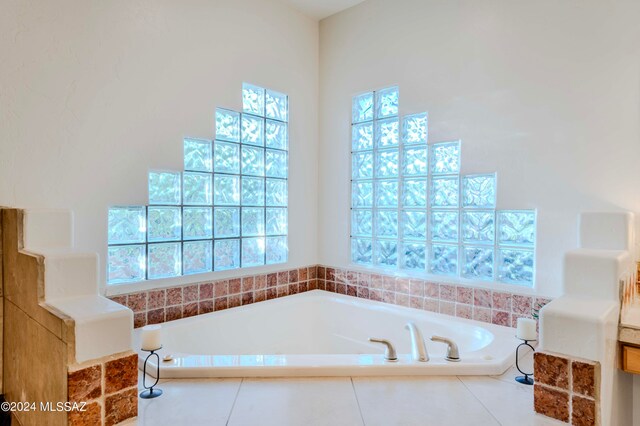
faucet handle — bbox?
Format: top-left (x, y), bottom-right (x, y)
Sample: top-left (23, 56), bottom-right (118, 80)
top-left (430, 335), bottom-right (460, 362)
top-left (368, 338), bottom-right (398, 362)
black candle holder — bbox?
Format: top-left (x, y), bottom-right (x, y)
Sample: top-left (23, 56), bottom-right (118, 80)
top-left (515, 339), bottom-right (535, 385)
top-left (140, 346), bottom-right (163, 399)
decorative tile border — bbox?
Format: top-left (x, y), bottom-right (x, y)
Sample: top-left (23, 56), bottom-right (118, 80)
top-left (67, 351), bottom-right (138, 426)
top-left (108, 264), bottom-right (552, 330)
top-left (533, 351), bottom-right (600, 425)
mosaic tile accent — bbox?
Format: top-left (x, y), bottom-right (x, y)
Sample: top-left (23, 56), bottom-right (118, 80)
top-left (109, 264), bottom-right (551, 330)
top-left (533, 351), bottom-right (600, 425)
top-left (67, 351), bottom-right (138, 426)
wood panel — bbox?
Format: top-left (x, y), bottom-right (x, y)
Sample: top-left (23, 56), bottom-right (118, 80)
top-left (622, 344), bottom-right (640, 374)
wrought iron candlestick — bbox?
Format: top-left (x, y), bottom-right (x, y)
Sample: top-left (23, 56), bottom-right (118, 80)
top-left (140, 346), bottom-right (163, 399)
top-left (515, 339), bottom-right (535, 385)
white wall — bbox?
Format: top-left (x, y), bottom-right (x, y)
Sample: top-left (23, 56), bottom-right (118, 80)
top-left (0, 0), bottom-right (319, 293)
top-left (318, 0), bottom-right (640, 297)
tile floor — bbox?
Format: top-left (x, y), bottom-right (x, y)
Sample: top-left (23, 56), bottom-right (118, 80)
top-left (127, 351), bottom-right (566, 426)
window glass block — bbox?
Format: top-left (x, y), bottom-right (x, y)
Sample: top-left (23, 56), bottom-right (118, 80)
top-left (214, 239), bottom-right (240, 271)
top-left (431, 141), bottom-right (461, 175)
top-left (184, 138), bottom-right (212, 172)
top-left (242, 146), bottom-right (265, 176)
top-left (374, 240), bottom-right (398, 268)
top-left (498, 248), bottom-right (534, 285)
top-left (183, 240), bottom-right (213, 275)
top-left (213, 175), bottom-right (240, 205)
top-left (183, 207), bottom-right (213, 240)
top-left (430, 211), bottom-right (459, 243)
top-left (429, 244), bottom-right (458, 275)
top-left (462, 211), bottom-right (495, 244)
top-left (402, 179), bottom-right (427, 208)
top-left (352, 181), bottom-right (373, 208)
top-left (463, 174), bottom-right (496, 209)
top-left (375, 118), bottom-right (399, 148)
top-left (375, 148), bottom-right (399, 178)
top-left (402, 146), bottom-right (428, 176)
top-left (266, 179), bottom-right (287, 207)
top-left (266, 208), bottom-right (287, 235)
top-left (108, 206), bottom-right (146, 244)
top-left (242, 177), bottom-right (265, 206)
top-left (148, 242), bottom-right (181, 279)
top-left (214, 207), bottom-right (240, 238)
top-left (352, 122), bottom-right (373, 151)
top-left (403, 242), bottom-right (426, 270)
top-left (351, 210), bottom-right (373, 237)
top-left (498, 210), bottom-right (536, 247)
top-left (375, 180), bottom-right (398, 207)
top-left (215, 108), bottom-right (240, 142)
top-left (352, 92), bottom-right (374, 123)
top-left (265, 120), bottom-right (287, 150)
top-left (241, 114), bottom-right (264, 146)
top-left (107, 245), bottom-right (146, 284)
top-left (148, 171), bottom-right (181, 205)
top-left (375, 86), bottom-right (399, 119)
top-left (462, 246), bottom-right (494, 281)
top-left (266, 236), bottom-right (288, 265)
top-left (265, 89), bottom-right (288, 122)
top-left (402, 112), bottom-right (428, 144)
top-left (242, 83), bottom-right (265, 116)
top-left (182, 172), bottom-right (212, 205)
top-left (147, 206), bottom-right (181, 242)
top-left (376, 210), bottom-right (398, 238)
top-left (402, 211), bottom-right (427, 240)
top-left (242, 237), bottom-right (265, 267)
top-left (351, 238), bottom-right (372, 264)
top-left (242, 207), bottom-right (265, 237)
top-left (352, 151), bottom-right (373, 180)
top-left (214, 141), bottom-right (240, 174)
top-left (430, 176), bottom-right (459, 208)
top-left (265, 149), bottom-right (287, 178)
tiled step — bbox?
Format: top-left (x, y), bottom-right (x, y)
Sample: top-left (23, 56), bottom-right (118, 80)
top-left (47, 295), bottom-right (132, 363)
top-left (22, 209), bottom-right (133, 363)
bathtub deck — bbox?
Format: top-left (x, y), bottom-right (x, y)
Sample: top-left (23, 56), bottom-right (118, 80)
top-left (130, 351), bottom-right (565, 425)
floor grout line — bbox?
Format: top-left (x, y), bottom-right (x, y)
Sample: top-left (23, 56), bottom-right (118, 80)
top-left (225, 378), bottom-right (244, 426)
top-left (350, 377), bottom-right (367, 426)
top-left (456, 375), bottom-right (503, 426)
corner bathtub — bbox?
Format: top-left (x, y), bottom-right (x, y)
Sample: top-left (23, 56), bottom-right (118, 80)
top-left (135, 290), bottom-right (521, 378)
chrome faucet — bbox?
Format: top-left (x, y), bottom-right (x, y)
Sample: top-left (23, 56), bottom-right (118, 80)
top-left (368, 338), bottom-right (398, 362)
top-left (405, 322), bottom-right (429, 362)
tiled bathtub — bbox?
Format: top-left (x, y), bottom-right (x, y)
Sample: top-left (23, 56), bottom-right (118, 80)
top-left (136, 290), bottom-right (522, 378)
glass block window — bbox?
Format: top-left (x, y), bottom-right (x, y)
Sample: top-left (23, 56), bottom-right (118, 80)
top-left (108, 83), bottom-right (288, 284)
top-left (350, 86), bottom-right (536, 286)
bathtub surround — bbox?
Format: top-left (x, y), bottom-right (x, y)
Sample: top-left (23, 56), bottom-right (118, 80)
top-left (537, 212), bottom-right (636, 425)
top-left (533, 352), bottom-right (600, 425)
top-left (1, 209), bottom-right (138, 426)
top-left (109, 263), bottom-right (552, 329)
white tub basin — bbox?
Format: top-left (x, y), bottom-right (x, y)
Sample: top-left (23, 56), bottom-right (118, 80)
top-left (136, 290), bottom-right (520, 377)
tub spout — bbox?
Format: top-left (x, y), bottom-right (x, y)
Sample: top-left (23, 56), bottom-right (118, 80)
top-left (405, 322), bottom-right (429, 362)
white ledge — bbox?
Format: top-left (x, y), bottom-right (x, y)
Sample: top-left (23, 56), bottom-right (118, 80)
top-left (47, 295), bottom-right (133, 363)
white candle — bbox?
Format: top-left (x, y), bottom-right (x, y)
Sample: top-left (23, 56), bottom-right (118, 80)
top-left (516, 318), bottom-right (537, 341)
top-left (140, 325), bottom-right (162, 351)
